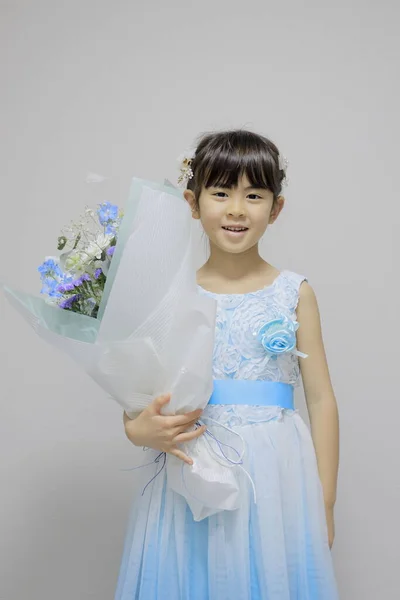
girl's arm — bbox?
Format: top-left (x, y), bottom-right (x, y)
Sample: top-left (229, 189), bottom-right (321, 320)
top-left (296, 282), bottom-right (339, 510)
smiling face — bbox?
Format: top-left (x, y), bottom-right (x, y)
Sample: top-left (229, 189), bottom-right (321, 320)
top-left (184, 173), bottom-right (284, 255)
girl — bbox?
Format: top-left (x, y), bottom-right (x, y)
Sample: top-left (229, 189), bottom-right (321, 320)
top-left (116, 130), bottom-right (340, 599)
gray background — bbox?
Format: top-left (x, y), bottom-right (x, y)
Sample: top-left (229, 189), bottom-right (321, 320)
top-left (1, 1), bottom-right (398, 598)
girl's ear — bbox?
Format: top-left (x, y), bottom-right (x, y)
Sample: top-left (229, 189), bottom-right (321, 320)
top-left (183, 189), bottom-right (200, 219)
top-left (269, 195), bottom-right (285, 224)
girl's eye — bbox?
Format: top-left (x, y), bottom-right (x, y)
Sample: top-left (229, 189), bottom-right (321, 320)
top-left (211, 192), bottom-right (263, 200)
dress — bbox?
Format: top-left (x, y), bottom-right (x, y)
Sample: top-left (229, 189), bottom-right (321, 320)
top-left (114, 270), bottom-right (339, 600)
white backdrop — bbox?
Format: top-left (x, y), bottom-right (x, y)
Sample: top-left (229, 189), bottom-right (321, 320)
top-left (1, 1), bottom-right (398, 598)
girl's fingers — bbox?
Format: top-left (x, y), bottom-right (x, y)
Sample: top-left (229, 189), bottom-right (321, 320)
top-left (168, 447), bottom-right (193, 465)
top-left (151, 393), bottom-right (171, 413)
top-left (170, 418), bottom-right (201, 438)
top-left (174, 425), bottom-right (207, 444)
top-left (168, 409), bottom-right (203, 427)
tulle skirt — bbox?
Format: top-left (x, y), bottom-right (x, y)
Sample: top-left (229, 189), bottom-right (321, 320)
top-left (114, 405), bottom-right (339, 599)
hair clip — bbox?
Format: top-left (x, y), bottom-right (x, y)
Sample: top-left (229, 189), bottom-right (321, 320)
top-left (278, 153), bottom-right (289, 188)
top-left (278, 153), bottom-right (288, 172)
top-left (177, 148), bottom-right (196, 187)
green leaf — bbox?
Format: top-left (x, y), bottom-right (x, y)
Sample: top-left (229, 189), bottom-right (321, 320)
top-left (57, 236), bottom-right (67, 251)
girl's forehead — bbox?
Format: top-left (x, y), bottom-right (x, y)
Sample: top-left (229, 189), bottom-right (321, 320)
top-left (238, 173), bottom-right (252, 187)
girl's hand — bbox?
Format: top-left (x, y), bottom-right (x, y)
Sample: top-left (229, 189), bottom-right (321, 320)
top-left (325, 504), bottom-right (335, 549)
top-left (124, 393), bottom-right (207, 465)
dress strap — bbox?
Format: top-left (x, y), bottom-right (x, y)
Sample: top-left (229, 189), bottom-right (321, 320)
top-left (278, 270), bottom-right (308, 313)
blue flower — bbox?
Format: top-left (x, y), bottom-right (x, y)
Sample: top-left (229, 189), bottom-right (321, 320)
top-left (97, 202), bottom-right (119, 227)
top-left (258, 316), bottom-right (299, 357)
top-left (94, 268), bottom-right (103, 280)
top-left (38, 258), bottom-right (63, 280)
top-left (106, 246), bottom-right (115, 257)
top-left (38, 257), bottom-right (74, 299)
top-left (41, 277), bottom-right (62, 298)
top-left (59, 294), bottom-right (81, 310)
top-left (72, 274), bottom-right (91, 288)
top-left (105, 223), bottom-right (117, 235)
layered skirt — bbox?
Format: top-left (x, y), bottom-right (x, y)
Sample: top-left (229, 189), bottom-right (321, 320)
top-left (114, 395), bottom-right (339, 599)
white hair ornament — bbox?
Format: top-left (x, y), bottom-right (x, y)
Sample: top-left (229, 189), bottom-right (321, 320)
top-left (278, 153), bottom-right (289, 188)
top-left (177, 148), bottom-right (196, 187)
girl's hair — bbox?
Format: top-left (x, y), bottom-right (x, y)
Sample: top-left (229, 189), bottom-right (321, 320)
top-left (186, 129), bottom-right (285, 207)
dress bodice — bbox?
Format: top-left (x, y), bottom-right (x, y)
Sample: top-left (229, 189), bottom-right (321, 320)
top-left (198, 270), bottom-right (307, 387)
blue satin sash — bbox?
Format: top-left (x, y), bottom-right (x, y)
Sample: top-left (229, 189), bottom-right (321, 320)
top-left (208, 379), bottom-right (294, 410)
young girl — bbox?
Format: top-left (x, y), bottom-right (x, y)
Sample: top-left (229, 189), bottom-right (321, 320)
top-left (116, 130), bottom-right (340, 599)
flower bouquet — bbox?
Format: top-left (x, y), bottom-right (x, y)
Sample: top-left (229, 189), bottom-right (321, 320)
top-left (37, 202), bottom-right (122, 317)
top-left (1, 177), bottom-right (244, 521)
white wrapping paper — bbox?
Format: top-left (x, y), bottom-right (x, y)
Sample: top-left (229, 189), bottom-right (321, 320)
top-left (1, 177), bottom-right (243, 521)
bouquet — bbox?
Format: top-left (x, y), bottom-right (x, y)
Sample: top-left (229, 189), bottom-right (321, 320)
top-left (37, 201), bottom-right (123, 317)
top-left (1, 177), bottom-right (245, 521)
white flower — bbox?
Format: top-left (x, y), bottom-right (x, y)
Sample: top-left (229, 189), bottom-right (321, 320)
top-left (81, 233), bottom-right (113, 264)
top-left (63, 251), bottom-right (86, 274)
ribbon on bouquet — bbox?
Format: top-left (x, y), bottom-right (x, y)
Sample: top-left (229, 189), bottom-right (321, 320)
top-left (120, 448), bottom-right (167, 496)
top-left (120, 418), bottom-right (257, 513)
top-left (181, 417), bottom-right (257, 505)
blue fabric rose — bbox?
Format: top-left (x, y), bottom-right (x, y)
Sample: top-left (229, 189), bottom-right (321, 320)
top-left (258, 316), bottom-right (305, 358)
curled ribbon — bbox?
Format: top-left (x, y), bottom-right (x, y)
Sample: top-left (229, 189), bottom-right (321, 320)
top-left (180, 418), bottom-right (257, 506)
top-left (120, 419), bottom-right (257, 506)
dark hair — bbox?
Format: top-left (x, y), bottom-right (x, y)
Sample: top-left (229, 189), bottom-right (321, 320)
top-left (186, 129), bottom-right (285, 207)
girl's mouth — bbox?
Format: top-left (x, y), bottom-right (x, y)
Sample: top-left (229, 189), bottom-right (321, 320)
top-left (221, 226), bottom-right (249, 238)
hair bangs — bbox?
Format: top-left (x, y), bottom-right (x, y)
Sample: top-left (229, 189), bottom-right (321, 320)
top-left (203, 142), bottom-right (276, 190)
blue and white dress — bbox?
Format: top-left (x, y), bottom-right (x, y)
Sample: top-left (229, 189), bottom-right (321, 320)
top-left (115, 270), bottom-right (339, 599)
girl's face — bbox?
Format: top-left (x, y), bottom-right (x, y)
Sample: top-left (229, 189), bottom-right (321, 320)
top-left (184, 174), bottom-right (284, 255)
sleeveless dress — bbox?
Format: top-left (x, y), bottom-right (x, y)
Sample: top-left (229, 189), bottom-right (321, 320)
top-left (114, 270), bottom-right (339, 600)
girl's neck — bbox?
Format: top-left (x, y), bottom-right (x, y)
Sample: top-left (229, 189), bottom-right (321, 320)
top-left (197, 244), bottom-right (279, 293)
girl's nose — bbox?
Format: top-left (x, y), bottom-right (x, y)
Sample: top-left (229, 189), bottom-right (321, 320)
top-left (228, 207), bottom-right (246, 217)
top-left (227, 200), bottom-right (246, 217)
